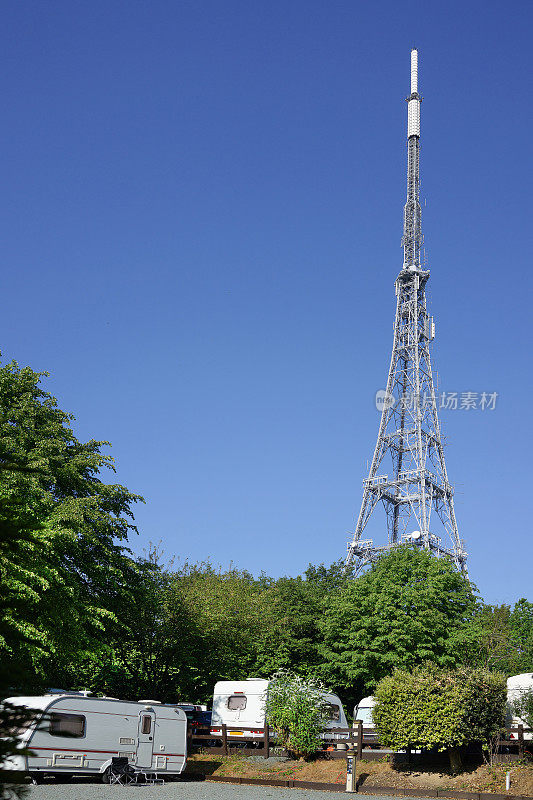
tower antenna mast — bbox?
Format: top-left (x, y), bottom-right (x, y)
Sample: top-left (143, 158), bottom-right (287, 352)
top-left (346, 50), bottom-right (467, 576)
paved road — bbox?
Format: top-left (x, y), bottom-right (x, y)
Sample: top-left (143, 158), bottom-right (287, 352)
top-left (26, 778), bottom-right (436, 800)
top-left (27, 782), bottom-right (338, 799)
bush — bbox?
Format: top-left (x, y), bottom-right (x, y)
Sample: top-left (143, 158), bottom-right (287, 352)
top-left (373, 665), bottom-right (506, 771)
top-left (264, 670), bottom-right (330, 759)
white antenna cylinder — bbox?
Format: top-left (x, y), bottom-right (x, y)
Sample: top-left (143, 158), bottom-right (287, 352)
top-left (410, 49), bottom-right (418, 93)
top-left (408, 49), bottom-right (420, 137)
top-left (408, 99), bottom-right (420, 136)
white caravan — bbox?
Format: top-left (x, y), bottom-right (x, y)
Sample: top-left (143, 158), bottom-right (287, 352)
top-left (210, 678), bottom-right (348, 741)
top-left (506, 673), bottom-right (533, 741)
top-left (4, 692), bottom-right (188, 781)
top-left (353, 695), bottom-right (378, 746)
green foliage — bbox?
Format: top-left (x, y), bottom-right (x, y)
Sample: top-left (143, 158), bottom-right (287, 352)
top-left (253, 576), bottom-right (325, 678)
top-left (320, 547), bottom-right (480, 695)
top-left (512, 688), bottom-right (533, 728)
top-left (466, 604), bottom-right (518, 673)
top-left (69, 557), bottom-right (265, 703)
top-left (465, 601), bottom-right (533, 675)
top-left (87, 557), bottom-right (350, 705)
top-left (48, 553), bottom-right (206, 703)
top-left (0, 359), bottom-right (142, 686)
top-left (373, 664), bottom-right (507, 756)
top-left (168, 561), bottom-right (264, 700)
top-left (0, 701), bottom-right (36, 798)
top-left (304, 559), bottom-right (355, 592)
top-left (509, 600), bottom-right (533, 672)
top-left (265, 670), bottom-right (330, 758)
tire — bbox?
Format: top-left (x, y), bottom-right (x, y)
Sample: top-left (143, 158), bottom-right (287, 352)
top-left (101, 768), bottom-right (112, 784)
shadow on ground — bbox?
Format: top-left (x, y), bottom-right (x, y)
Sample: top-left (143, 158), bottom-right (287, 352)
top-left (182, 760), bottom-right (223, 780)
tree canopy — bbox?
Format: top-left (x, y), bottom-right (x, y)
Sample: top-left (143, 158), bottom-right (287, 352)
top-left (0, 359), bottom-right (142, 688)
top-left (320, 546), bottom-right (480, 696)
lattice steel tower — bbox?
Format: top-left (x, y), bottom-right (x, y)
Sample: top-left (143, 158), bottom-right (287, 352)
top-left (346, 50), bottom-right (467, 576)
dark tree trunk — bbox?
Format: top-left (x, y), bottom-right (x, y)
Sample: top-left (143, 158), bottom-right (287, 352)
top-left (448, 746), bottom-right (462, 773)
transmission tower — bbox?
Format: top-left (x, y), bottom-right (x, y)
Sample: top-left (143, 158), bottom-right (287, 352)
top-left (346, 50), bottom-right (468, 576)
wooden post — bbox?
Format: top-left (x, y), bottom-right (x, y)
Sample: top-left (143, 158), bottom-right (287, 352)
top-left (518, 724), bottom-right (524, 758)
top-left (264, 725), bottom-right (270, 759)
top-left (222, 724), bottom-right (228, 756)
top-left (356, 720), bottom-right (363, 760)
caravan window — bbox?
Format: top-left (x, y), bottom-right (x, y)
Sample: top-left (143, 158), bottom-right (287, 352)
top-left (227, 695), bottom-right (247, 711)
top-left (141, 715), bottom-right (152, 734)
top-left (356, 706), bottom-right (373, 725)
top-left (49, 713), bottom-right (86, 738)
top-left (326, 704), bottom-right (341, 721)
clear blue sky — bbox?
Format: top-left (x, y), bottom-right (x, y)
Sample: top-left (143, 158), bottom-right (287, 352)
top-left (2, 0), bottom-right (531, 604)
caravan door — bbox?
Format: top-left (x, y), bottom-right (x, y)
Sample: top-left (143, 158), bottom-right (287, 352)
top-left (136, 710), bottom-right (155, 768)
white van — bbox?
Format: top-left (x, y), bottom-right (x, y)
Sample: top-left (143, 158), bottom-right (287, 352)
top-left (210, 678), bottom-right (348, 741)
top-left (4, 692), bottom-right (188, 782)
top-left (353, 695), bottom-right (378, 746)
top-left (507, 673), bottom-right (533, 741)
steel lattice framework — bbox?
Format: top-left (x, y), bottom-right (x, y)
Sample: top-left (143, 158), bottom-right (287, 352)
top-left (346, 50), bottom-right (468, 576)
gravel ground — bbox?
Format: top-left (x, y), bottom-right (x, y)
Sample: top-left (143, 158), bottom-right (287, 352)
top-left (26, 779), bottom-right (436, 800)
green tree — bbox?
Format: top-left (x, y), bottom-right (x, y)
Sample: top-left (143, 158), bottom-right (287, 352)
top-left (320, 547), bottom-right (479, 698)
top-left (54, 558), bottom-right (266, 705)
top-left (509, 599), bottom-right (533, 672)
top-left (304, 559), bottom-right (355, 593)
top-left (373, 665), bottom-right (506, 771)
top-left (45, 554), bottom-right (207, 703)
top-left (253, 576), bottom-right (324, 678)
top-left (466, 604), bottom-right (520, 674)
top-left (463, 600), bottom-right (533, 676)
top-left (0, 359), bottom-right (142, 687)
top-left (251, 561), bottom-right (352, 681)
top-left (167, 561), bottom-right (263, 701)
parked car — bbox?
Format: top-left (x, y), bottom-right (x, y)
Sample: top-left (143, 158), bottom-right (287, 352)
top-left (175, 704), bottom-right (212, 737)
top-left (210, 678), bottom-right (348, 742)
top-left (4, 691), bottom-right (188, 783)
top-left (191, 710), bottom-right (212, 740)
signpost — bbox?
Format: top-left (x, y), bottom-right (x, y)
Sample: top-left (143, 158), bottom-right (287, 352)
top-left (346, 719), bottom-right (362, 793)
